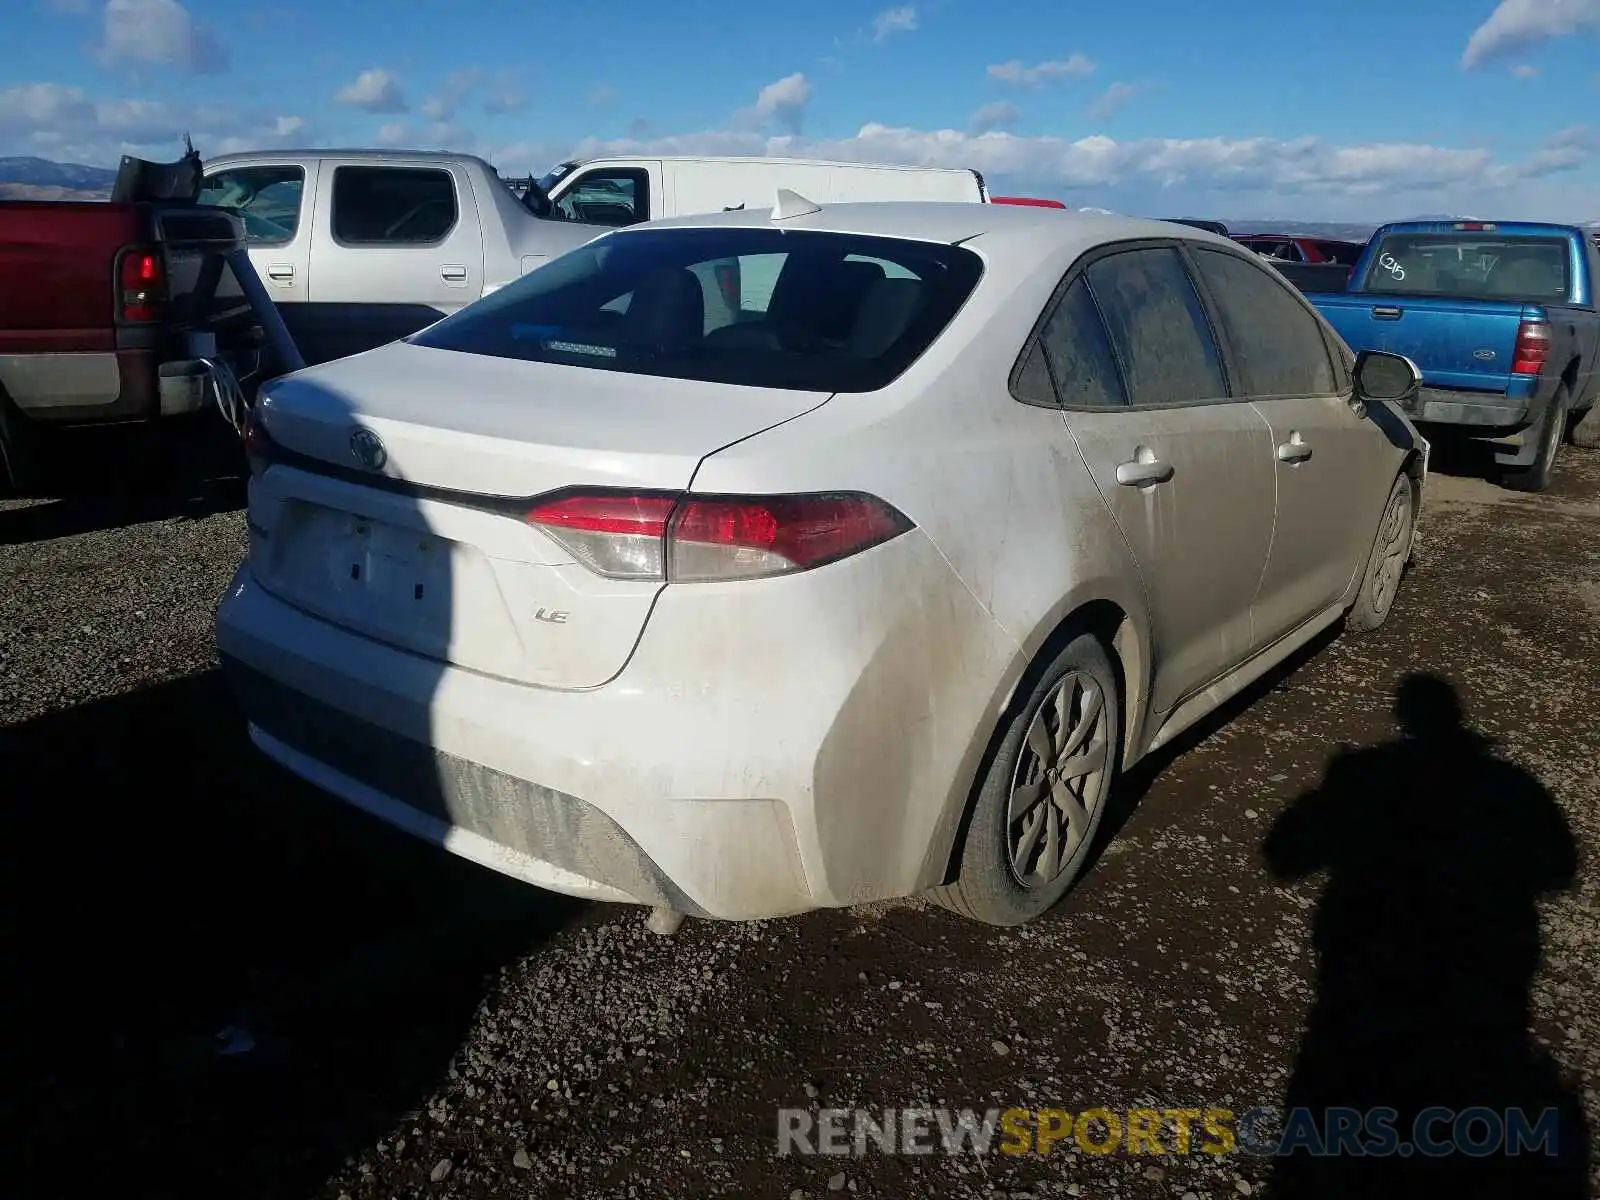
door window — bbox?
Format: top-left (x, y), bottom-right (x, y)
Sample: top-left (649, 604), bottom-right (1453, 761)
top-left (331, 166), bottom-right (459, 246)
top-left (1029, 277), bottom-right (1127, 408)
top-left (198, 165), bottom-right (305, 245)
top-left (553, 169), bottom-right (648, 227)
top-left (1084, 247), bottom-right (1228, 406)
top-left (1191, 248), bottom-right (1337, 398)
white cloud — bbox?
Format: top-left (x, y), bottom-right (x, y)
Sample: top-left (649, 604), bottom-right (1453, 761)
top-left (1462, 0), bottom-right (1600, 67)
top-left (1512, 62), bottom-right (1540, 77)
top-left (0, 81), bottom-right (313, 165)
top-left (97, 0), bottom-right (228, 74)
top-left (988, 55), bottom-right (1094, 86)
top-left (969, 101), bottom-right (1020, 134)
top-left (872, 5), bottom-right (917, 41)
top-left (0, 82), bottom-right (97, 127)
top-left (752, 72), bottom-right (812, 134)
top-left (335, 68), bottom-right (407, 114)
top-left (370, 120), bottom-right (476, 152)
top-left (1090, 82), bottom-right (1140, 119)
top-left (420, 67), bottom-right (484, 122)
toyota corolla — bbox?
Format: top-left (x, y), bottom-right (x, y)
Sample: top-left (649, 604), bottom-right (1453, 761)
top-left (217, 197), bottom-right (1427, 928)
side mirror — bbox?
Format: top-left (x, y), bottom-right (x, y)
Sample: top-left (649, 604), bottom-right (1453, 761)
top-left (1352, 349), bottom-right (1420, 404)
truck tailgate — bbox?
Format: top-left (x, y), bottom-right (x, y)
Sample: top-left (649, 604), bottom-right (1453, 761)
top-left (1314, 295), bottom-right (1532, 393)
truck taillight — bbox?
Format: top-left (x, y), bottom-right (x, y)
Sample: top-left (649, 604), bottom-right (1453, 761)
top-left (118, 247), bottom-right (166, 322)
top-left (524, 489), bottom-right (914, 582)
top-left (242, 407), bottom-right (274, 477)
top-left (1511, 320), bottom-right (1550, 376)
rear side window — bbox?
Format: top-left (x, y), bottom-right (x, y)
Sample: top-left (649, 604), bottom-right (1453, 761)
top-left (1192, 248), bottom-right (1336, 398)
top-left (1364, 232), bottom-right (1570, 300)
top-left (198, 165), bottom-right (304, 245)
top-left (1035, 277), bottom-right (1126, 408)
top-left (332, 166), bottom-right (459, 246)
top-left (1084, 247), bottom-right (1227, 406)
top-left (410, 228), bottom-right (984, 393)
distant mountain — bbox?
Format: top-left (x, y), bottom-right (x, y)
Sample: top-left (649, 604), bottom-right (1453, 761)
top-left (0, 182), bottom-right (110, 201)
top-left (0, 156), bottom-right (116, 193)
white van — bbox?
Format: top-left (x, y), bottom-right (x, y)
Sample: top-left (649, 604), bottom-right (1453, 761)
top-left (525, 156), bottom-right (989, 228)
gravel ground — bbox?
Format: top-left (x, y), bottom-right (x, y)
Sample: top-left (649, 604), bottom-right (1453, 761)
top-left (2, 428), bottom-right (1597, 1200)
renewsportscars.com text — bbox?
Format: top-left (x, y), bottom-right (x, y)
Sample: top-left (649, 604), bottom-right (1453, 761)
top-left (776, 1105), bottom-right (1562, 1158)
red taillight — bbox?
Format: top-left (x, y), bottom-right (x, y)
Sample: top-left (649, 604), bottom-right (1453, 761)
top-left (1453, 221), bottom-right (1497, 231)
top-left (992, 196), bottom-right (1068, 209)
top-left (119, 247), bottom-right (166, 322)
top-left (1511, 320), bottom-right (1550, 376)
top-left (524, 490), bottom-right (913, 582)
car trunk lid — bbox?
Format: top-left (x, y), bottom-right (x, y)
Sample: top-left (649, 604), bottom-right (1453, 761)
top-left (247, 341), bottom-right (833, 688)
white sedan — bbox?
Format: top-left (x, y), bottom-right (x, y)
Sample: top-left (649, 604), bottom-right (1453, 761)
top-left (218, 197), bottom-right (1426, 927)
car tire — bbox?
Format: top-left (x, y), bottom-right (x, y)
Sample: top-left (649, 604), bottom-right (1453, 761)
top-left (930, 631), bottom-right (1122, 927)
top-left (1501, 384), bottom-right (1569, 493)
top-left (1346, 472), bottom-right (1416, 634)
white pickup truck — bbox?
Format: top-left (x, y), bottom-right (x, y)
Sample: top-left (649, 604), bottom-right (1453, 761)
top-left (199, 149), bottom-right (988, 366)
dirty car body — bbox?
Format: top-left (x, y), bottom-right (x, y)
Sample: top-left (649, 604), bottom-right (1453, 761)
top-left (216, 201), bottom-right (1427, 925)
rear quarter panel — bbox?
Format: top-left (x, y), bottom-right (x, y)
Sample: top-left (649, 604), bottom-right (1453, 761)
top-left (687, 240), bottom-right (1154, 891)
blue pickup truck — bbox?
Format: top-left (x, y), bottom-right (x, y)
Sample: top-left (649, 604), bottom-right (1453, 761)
top-left (1306, 220), bottom-right (1600, 491)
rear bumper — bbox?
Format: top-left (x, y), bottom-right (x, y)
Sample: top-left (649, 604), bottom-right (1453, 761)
top-left (1403, 386), bottom-right (1532, 430)
top-left (2, 341), bottom-right (262, 425)
top-left (214, 532), bottom-right (1016, 920)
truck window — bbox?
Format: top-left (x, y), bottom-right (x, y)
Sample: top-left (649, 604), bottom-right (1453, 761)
top-left (1084, 247), bottom-right (1228, 407)
top-left (198, 165), bottom-right (305, 246)
top-left (331, 166), bottom-right (459, 246)
top-left (553, 169), bottom-right (649, 227)
top-left (1191, 247), bottom-right (1336, 398)
top-left (1364, 232), bottom-right (1570, 301)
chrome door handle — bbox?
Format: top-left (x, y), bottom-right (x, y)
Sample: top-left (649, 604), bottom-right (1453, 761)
top-left (441, 265), bottom-right (468, 282)
top-left (1277, 437), bottom-right (1313, 463)
top-left (265, 264), bottom-right (295, 281)
top-left (1115, 457), bottom-right (1174, 486)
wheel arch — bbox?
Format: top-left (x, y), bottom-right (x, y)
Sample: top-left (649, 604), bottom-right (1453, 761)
top-left (916, 585), bottom-right (1152, 891)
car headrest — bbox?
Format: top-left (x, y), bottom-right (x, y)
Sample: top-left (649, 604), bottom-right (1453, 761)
top-left (847, 277), bottom-right (925, 358)
top-left (624, 267), bottom-right (705, 350)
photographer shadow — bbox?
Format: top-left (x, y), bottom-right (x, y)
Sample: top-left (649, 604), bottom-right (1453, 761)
top-left (1261, 672), bottom-right (1588, 1198)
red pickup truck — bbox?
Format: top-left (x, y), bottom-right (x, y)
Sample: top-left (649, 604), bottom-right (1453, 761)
top-left (0, 149), bottom-right (276, 490)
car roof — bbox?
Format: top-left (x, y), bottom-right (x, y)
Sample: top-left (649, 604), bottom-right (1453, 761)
top-left (613, 200), bottom-right (1237, 259)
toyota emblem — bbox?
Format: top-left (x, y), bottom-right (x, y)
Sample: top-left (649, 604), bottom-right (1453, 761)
top-left (349, 427), bottom-right (387, 472)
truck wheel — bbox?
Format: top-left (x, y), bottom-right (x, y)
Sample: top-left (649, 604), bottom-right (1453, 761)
top-left (1500, 384), bottom-right (1569, 493)
top-left (929, 631), bottom-right (1121, 927)
top-left (1347, 472), bottom-right (1415, 634)
top-left (1571, 401), bottom-right (1600, 449)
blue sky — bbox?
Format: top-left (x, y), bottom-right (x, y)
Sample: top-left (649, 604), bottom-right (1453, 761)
top-left (3, 0), bottom-right (1599, 220)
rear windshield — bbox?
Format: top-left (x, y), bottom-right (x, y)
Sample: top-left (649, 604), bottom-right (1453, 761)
top-left (1363, 233), bottom-right (1570, 301)
top-left (410, 227), bottom-right (985, 392)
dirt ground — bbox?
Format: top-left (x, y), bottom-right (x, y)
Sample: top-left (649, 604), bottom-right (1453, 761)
top-left (1, 431), bottom-right (1596, 1199)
